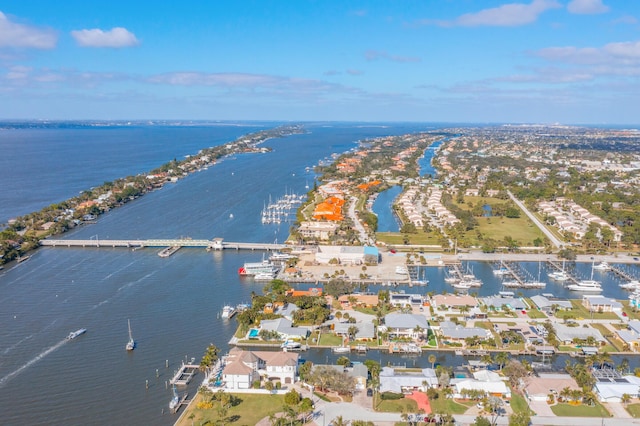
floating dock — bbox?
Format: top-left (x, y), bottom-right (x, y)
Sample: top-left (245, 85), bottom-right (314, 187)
top-left (158, 245), bottom-right (180, 257)
top-left (170, 363), bottom-right (199, 386)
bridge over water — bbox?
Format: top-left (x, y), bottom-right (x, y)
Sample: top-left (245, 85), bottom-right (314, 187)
top-left (39, 238), bottom-right (286, 252)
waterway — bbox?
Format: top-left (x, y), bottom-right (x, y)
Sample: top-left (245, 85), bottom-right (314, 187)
top-left (0, 122), bottom-right (436, 425)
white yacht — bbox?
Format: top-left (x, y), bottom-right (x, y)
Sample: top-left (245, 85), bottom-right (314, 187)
top-left (592, 261), bottom-right (611, 271)
top-left (567, 280), bottom-right (602, 292)
top-left (221, 305), bottom-right (236, 319)
top-left (620, 280), bottom-right (640, 290)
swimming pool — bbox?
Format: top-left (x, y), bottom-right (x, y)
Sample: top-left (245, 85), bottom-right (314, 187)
top-left (248, 328), bottom-right (260, 338)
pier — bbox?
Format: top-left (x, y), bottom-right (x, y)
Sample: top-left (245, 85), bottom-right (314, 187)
top-left (170, 393), bottom-right (189, 414)
top-left (170, 363), bottom-right (199, 386)
top-left (610, 265), bottom-right (639, 282)
top-left (40, 237), bottom-right (285, 252)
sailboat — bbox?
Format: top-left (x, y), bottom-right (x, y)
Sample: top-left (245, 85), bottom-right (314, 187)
top-left (126, 319), bottom-right (135, 351)
top-left (169, 384), bottom-right (179, 411)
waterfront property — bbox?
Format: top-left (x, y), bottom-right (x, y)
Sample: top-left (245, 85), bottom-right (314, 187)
top-left (221, 348), bottom-right (299, 390)
top-left (383, 313), bottom-right (429, 339)
top-left (437, 321), bottom-right (492, 343)
top-left (451, 369), bottom-right (511, 399)
top-left (379, 366), bottom-right (438, 393)
top-left (524, 373), bottom-right (580, 402)
top-left (258, 317), bottom-right (309, 341)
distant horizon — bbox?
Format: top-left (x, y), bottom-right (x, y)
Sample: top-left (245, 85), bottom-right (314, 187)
top-left (1, 1), bottom-right (640, 124)
top-left (1, 118), bottom-right (639, 128)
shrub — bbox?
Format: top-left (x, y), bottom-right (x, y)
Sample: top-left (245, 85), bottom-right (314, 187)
top-left (380, 392), bottom-right (403, 400)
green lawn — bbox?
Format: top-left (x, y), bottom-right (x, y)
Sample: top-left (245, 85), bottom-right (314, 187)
top-left (317, 333), bottom-right (343, 346)
top-left (375, 396), bottom-right (418, 413)
top-left (176, 392), bottom-right (287, 426)
top-left (569, 300), bottom-right (620, 320)
top-left (509, 393), bottom-right (534, 415)
top-left (626, 403), bottom-right (640, 418)
top-left (376, 231), bottom-right (442, 246)
top-left (429, 395), bottom-right (470, 415)
top-left (550, 402), bottom-right (610, 417)
top-left (590, 323), bottom-right (626, 352)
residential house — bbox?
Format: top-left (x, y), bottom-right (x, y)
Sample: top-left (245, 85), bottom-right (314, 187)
top-left (383, 313), bottom-right (429, 339)
top-left (379, 366), bottom-right (438, 393)
top-left (222, 348), bottom-right (299, 390)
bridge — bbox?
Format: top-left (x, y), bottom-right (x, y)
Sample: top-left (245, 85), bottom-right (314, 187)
top-left (39, 238), bottom-right (286, 252)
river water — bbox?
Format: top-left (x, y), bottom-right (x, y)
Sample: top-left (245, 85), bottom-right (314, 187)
top-left (0, 122), bottom-right (437, 425)
top-left (1, 122), bottom-right (638, 425)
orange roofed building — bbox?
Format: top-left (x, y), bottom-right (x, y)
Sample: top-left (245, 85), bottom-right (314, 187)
top-left (285, 288), bottom-right (323, 297)
top-left (313, 196), bottom-right (345, 221)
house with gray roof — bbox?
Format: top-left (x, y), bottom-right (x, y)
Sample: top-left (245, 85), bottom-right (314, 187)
top-left (440, 321), bottom-right (492, 341)
top-left (481, 295), bottom-right (526, 311)
top-left (334, 321), bottom-right (376, 340)
top-left (383, 313), bottom-right (429, 339)
top-left (260, 317), bottom-right (309, 340)
top-left (438, 321), bottom-right (491, 342)
top-left (379, 366), bottom-right (438, 393)
top-left (615, 320), bottom-right (640, 352)
top-left (530, 294), bottom-right (572, 312)
top-left (554, 323), bottom-right (605, 345)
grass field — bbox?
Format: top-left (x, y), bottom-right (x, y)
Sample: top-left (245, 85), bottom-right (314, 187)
top-left (429, 397), bottom-right (471, 415)
top-left (176, 392), bottom-right (286, 426)
top-left (550, 402), bottom-right (610, 417)
top-left (510, 392), bottom-right (534, 415)
top-left (376, 231), bottom-right (442, 246)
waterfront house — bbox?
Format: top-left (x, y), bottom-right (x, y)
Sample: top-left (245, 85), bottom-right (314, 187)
top-left (582, 295), bottom-right (622, 313)
top-left (382, 313), bottom-right (429, 339)
top-left (389, 292), bottom-right (424, 308)
top-left (298, 221), bottom-right (339, 241)
top-left (334, 321), bottom-right (376, 341)
top-left (259, 317), bottom-right (309, 341)
top-left (222, 348), bottom-right (299, 390)
top-left (480, 295), bottom-right (527, 312)
top-left (530, 294), bottom-right (572, 312)
top-left (430, 294), bottom-right (479, 310)
top-left (554, 323), bottom-right (605, 345)
top-left (379, 366), bottom-right (438, 393)
top-left (594, 370), bottom-right (640, 403)
top-left (451, 372), bottom-right (510, 399)
top-left (349, 363), bottom-right (369, 390)
top-left (614, 320), bottom-right (640, 351)
top-left (438, 321), bottom-right (492, 343)
top-left (525, 373), bottom-right (579, 402)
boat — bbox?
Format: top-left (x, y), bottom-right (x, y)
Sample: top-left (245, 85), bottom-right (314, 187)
top-left (269, 251), bottom-right (295, 262)
top-left (567, 280), bottom-right (602, 292)
top-left (281, 340), bottom-right (302, 350)
top-left (452, 281), bottom-right (472, 290)
top-left (332, 346), bottom-right (351, 354)
top-left (501, 280), bottom-right (521, 288)
top-left (67, 328), bottom-right (87, 340)
top-left (620, 280), bottom-right (640, 290)
top-left (126, 319), bottom-right (135, 351)
top-left (253, 272), bottom-right (275, 281)
top-left (522, 281), bottom-right (546, 289)
top-left (169, 384), bottom-right (179, 411)
top-left (592, 261), bottom-right (611, 271)
top-left (549, 271), bottom-right (569, 281)
top-left (238, 258), bottom-right (279, 276)
top-left (221, 305), bottom-right (236, 319)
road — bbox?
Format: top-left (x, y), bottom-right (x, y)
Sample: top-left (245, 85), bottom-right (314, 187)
top-left (507, 190), bottom-right (564, 249)
top-left (347, 196), bottom-right (372, 245)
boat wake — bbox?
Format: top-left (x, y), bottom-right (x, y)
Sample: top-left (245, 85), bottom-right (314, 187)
top-left (90, 270), bottom-right (158, 310)
top-left (100, 259), bottom-right (138, 281)
top-left (2, 334), bottom-right (34, 356)
top-left (0, 339), bottom-right (67, 388)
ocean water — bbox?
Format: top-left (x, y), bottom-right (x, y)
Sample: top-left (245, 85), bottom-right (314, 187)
top-left (0, 122), bottom-right (436, 425)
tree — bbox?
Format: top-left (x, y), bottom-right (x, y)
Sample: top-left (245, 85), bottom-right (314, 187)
top-left (473, 416), bottom-right (492, 426)
top-left (508, 411), bottom-right (531, 426)
top-left (348, 325), bottom-right (359, 341)
top-left (284, 389), bottom-right (301, 406)
top-left (494, 352), bottom-right (509, 371)
top-left (336, 356), bottom-right (350, 367)
top-left (298, 361), bottom-right (313, 382)
top-left (199, 343), bottom-right (219, 372)
top-left (428, 354), bottom-right (437, 369)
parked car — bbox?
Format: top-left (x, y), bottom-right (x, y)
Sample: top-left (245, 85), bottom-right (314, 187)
top-left (366, 388), bottom-right (373, 397)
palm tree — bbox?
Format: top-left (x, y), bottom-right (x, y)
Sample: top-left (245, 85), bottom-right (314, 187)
top-left (332, 415), bottom-right (348, 426)
top-left (428, 354), bottom-right (437, 369)
top-left (494, 352), bottom-right (509, 371)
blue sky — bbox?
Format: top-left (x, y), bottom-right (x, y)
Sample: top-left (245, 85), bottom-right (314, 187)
top-left (1, 0), bottom-right (639, 124)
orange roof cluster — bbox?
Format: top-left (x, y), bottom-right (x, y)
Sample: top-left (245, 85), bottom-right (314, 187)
top-left (312, 196), bottom-right (345, 221)
top-left (356, 180), bottom-right (381, 191)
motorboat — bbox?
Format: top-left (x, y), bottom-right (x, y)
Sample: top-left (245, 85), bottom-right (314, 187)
top-left (67, 328), bottom-right (87, 340)
top-left (567, 280), bottom-right (602, 292)
top-left (253, 272), bottom-right (275, 281)
top-left (221, 305), bottom-right (236, 319)
top-left (620, 280), bottom-right (640, 290)
top-left (592, 261), bottom-right (611, 271)
top-left (169, 385), bottom-right (179, 411)
top-left (126, 319), bottom-right (135, 351)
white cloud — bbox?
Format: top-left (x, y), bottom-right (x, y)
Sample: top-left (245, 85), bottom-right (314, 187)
top-left (0, 11), bottom-right (57, 49)
top-left (71, 27), bottom-right (139, 48)
top-left (426, 0), bottom-right (561, 27)
top-left (537, 40), bottom-right (640, 65)
top-left (567, 0), bottom-right (609, 15)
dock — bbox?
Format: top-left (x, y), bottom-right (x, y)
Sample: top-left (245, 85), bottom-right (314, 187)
top-left (170, 363), bottom-right (199, 386)
top-left (610, 265), bottom-right (639, 282)
top-left (158, 245), bottom-right (180, 257)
